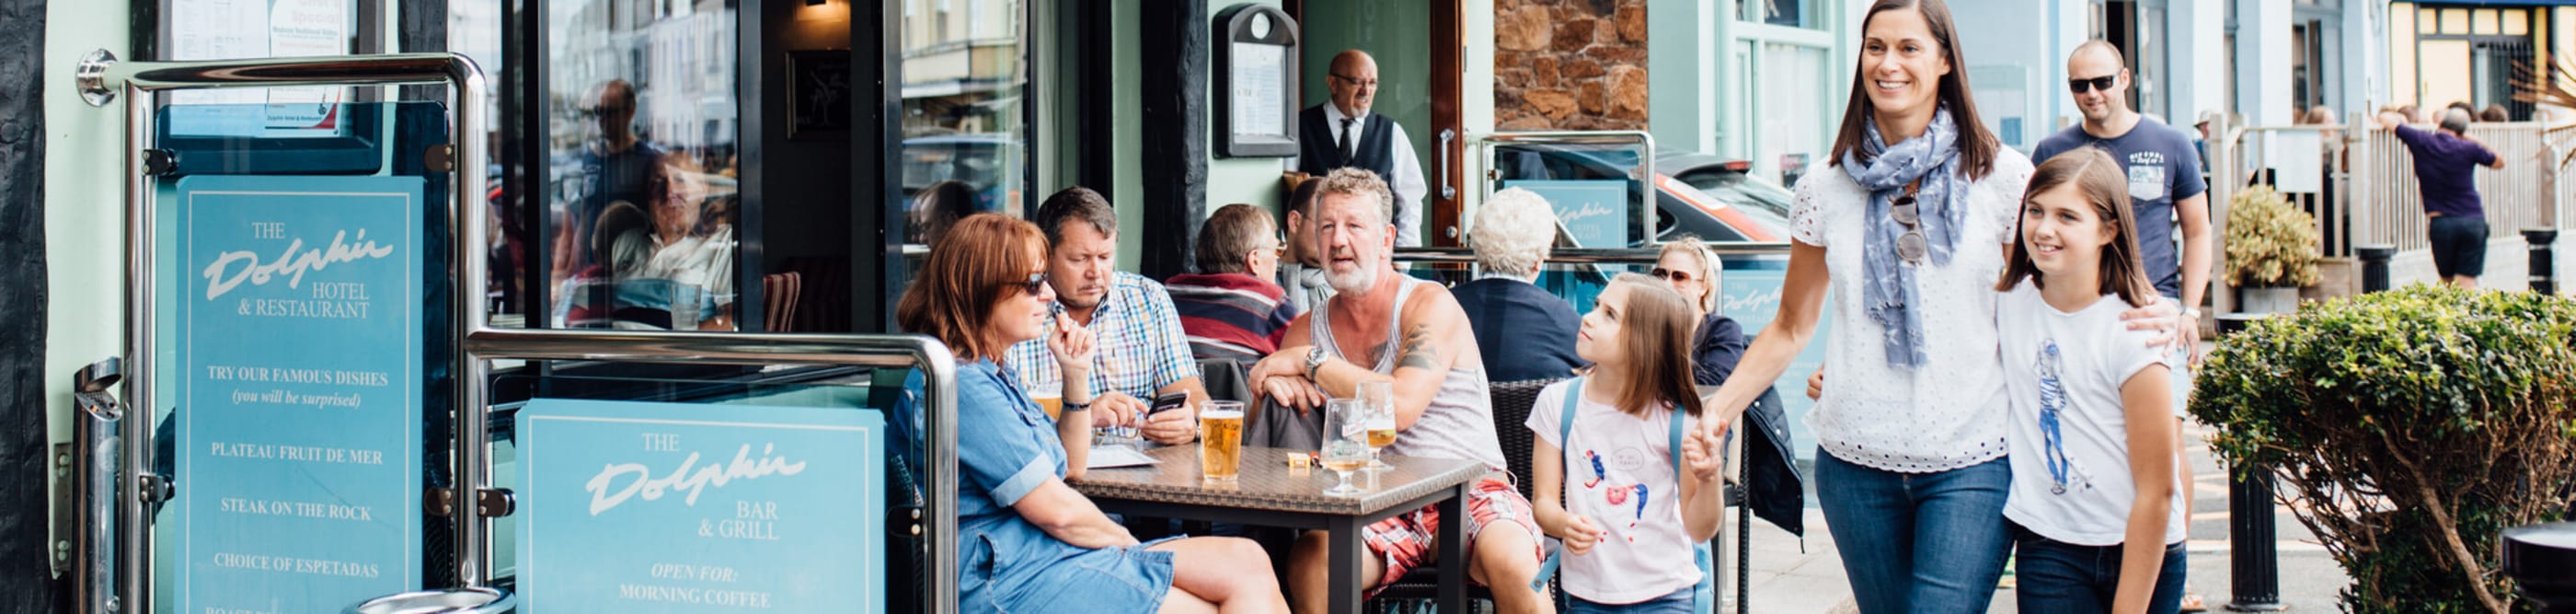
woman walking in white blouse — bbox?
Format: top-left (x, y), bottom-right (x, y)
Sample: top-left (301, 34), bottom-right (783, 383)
top-left (1694, 1), bottom-right (2171, 610)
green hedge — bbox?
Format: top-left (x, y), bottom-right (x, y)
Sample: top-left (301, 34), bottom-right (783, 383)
top-left (2191, 284), bottom-right (2576, 613)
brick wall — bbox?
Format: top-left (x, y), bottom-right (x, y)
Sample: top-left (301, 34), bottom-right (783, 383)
top-left (1493, 0), bottom-right (1649, 131)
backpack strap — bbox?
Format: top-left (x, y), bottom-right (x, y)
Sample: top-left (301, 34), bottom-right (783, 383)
top-left (1530, 377), bottom-right (1585, 592)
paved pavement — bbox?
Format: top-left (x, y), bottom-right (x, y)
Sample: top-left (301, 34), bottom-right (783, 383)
top-left (1729, 420), bottom-right (2352, 613)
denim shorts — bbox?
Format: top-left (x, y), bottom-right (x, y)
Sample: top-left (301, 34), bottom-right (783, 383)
top-left (1565, 586), bottom-right (1693, 614)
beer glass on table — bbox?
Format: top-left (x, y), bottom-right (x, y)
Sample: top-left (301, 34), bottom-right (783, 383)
top-left (1030, 386), bottom-right (1064, 422)
top-left (1357, 380), bottom-right (1395, 471)
top-left (1198, 400), bottom-right (1246, 484)
top-left (1321, 399), bottom-right (1371, 496)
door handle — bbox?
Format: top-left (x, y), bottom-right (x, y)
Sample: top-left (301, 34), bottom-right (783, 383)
top-left (1438, 129), bottom-right (1457, 201)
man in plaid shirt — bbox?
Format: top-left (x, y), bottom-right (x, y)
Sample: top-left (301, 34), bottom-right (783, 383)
top-left (1004, 187), bottom-right (1209, 446)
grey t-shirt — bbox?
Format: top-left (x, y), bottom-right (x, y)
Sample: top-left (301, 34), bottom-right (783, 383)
top-left (2032, 119), bottom-right (2210, 298)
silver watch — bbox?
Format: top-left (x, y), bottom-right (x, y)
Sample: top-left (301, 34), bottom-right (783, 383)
top-left (1304, 345), bottom-right (1329, 380)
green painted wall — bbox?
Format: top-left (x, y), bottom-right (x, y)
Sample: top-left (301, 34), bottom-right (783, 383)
top-left (1205, 0), bottom-right (1286, 226)
top-left (43, 0), bottom-right (132, 557)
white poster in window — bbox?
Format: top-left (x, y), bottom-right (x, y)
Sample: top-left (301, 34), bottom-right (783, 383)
top-left (2269, 131), bottom-right (2325, 194)
top-left (264, 0), bottom-right (348, 130)
top-left (169, 0), bottom-right (270, 107)
top-left (1231, 42), bottom-right (1287, 138)
top-left (166, 0), bottom-right (350, 135)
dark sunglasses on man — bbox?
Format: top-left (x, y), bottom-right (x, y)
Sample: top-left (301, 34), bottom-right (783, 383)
top-left (2067, 75), bottom-right (2117, 94)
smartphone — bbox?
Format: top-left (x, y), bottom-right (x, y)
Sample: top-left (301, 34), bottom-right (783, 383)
top-left (1147, 392), bottom-right (1191, 416)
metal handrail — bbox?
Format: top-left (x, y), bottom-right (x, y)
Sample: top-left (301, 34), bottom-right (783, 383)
top-left (1393, 243), bottom-right (1794, 266)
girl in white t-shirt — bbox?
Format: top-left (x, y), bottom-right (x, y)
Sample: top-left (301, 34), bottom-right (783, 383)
top-left (1994, 147), bottom-right (2185, 613)
top-left (1526, 274), bottom-right (1725, 613)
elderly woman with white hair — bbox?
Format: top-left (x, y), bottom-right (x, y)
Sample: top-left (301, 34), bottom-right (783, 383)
top-left (1451, 188), bottom-right (1586, 382)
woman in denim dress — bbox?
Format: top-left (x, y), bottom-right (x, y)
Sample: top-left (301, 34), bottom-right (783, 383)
top-left (898, 214), bottom-right (1289, 613)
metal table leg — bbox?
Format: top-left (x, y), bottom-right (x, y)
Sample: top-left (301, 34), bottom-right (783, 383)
top-left (1437, 483), bottom-right (1466, 614)
top-left (1330, 516), bottom-right (1365, 614)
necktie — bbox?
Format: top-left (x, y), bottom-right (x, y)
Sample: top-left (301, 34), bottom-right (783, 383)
top-left (1340, 117), bottom-right (1358, 163)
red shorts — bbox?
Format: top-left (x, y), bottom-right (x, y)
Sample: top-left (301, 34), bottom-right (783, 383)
top-left (1361, 475), bottom-right (1543, 594)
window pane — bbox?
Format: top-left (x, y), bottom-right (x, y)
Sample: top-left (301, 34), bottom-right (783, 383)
top-left (545, 0), bottom-right (743, 331)
top-left (901, 0), bottom-right (1029, 247)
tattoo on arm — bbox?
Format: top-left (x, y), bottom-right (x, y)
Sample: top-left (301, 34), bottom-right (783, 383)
top-left (1397, 322), bottom-right (1442, 372)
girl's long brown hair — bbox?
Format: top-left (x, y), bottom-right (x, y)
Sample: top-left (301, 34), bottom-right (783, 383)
top-left (897, 214), bottom-right (1049, 362)
top-left (1601, 274), bottom-right (1704, 418)
top-left (1995, 147), bottom-right (2156, 307)
top-left (1828, 0), bottom-right (2000, 180)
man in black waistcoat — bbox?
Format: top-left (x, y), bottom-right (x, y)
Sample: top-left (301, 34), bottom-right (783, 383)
top-left (1287, 50), bottom-right (1428, 247)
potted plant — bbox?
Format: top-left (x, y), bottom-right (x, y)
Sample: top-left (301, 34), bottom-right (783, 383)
top-left (2225, 184), bottom-right (2321, 314)
top-left (2193, 285), bottom-right (2576, 613)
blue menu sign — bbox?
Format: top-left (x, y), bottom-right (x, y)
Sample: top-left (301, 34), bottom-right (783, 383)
top-left (174, 175), bottom-right (426, 612)
top-left (1502, 179), bottom-right (1633, 249)
top-left (516, 399), bottom-right (886, 613)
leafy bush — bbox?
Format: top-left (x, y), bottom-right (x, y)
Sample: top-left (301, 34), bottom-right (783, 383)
top-left (2225, 184), bottom-right (2322, 288)
top-left (2193, 284), bottom-right (2576, 613)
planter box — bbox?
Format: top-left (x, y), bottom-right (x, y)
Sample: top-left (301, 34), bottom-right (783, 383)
top-left (2239, 285), bottom-right (2301, 315)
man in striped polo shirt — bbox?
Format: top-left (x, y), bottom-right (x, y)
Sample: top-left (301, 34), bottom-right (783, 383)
top-left (1167, 204), bottom-right (1300, 363)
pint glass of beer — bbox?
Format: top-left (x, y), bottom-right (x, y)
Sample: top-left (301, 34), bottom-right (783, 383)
top-left (1030, 387), bottom-right (1064, 422)
top-left (1198, 400), bottom-right (1246, 483)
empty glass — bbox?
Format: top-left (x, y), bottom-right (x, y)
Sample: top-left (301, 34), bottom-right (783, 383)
top-left (1321, 399), bottom-right (1371, 496)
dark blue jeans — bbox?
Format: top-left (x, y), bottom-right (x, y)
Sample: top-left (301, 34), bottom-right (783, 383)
top-left (1815, 450), bottom-right (2013, 614)
top-left (2010, 522), bottom-right (2188, 613)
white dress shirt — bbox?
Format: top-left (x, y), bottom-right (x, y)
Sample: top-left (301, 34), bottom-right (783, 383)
top-left (1287, 103), bottom-right (1430, 247)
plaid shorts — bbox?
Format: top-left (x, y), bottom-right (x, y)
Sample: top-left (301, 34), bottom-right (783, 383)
top-left (1362, 475), bottom-right (1543, 594)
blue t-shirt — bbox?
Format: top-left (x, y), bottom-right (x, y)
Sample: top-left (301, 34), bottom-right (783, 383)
top-left (2032, 119), bottom-right (2210, 298)
top-left (2391, 124), bottom-right (2499, 219)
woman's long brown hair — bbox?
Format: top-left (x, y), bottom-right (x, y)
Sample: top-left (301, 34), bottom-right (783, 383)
top-left (1827, 0), bottom-right (2001, 180)
top-left (1601, 274), bottom-right (1704, 418)
top-left (1995, 147), bottom-right (2157, 307)
top-left (896, 214), bottom-right (1048, 363)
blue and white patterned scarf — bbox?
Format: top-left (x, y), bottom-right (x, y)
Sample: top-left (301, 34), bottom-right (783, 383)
top-left (1840, 108), bottom-right (1971, 368)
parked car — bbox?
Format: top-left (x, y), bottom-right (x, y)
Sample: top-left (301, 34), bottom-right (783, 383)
top-left (1489, 143), bottom-right (1794, 247)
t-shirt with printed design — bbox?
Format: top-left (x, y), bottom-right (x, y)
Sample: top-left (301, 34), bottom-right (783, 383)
top-left (1995, 280), bottom-right (2187, 547)
top-left (1524, 380), bottom-right (1704, 605)
top-left (2032, 118), bottom-right (2210, 299)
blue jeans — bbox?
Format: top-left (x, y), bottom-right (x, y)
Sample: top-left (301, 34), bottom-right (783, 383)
top-left (1565, 586), bottom-right (1693, 614)
top-left (2010, 523), bottom-right (2188, 613)
top-left (1815, 450), bottom-right (2014, 614)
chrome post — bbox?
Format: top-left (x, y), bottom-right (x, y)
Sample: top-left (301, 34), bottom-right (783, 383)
top-left (71, 359), bottom-right (125, 614)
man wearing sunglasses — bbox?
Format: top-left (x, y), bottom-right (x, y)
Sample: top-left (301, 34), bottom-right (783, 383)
top-left (2030, 40), bottom-right (2214, 612)
top-left (1287, 50), bottom-right (1428, 247)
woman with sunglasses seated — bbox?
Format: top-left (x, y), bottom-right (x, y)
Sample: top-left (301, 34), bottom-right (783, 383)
top-left (899, 214), bottom-right (1290, 614)
top-left (1450, 188), bottom-right (1587, 382)
top-left (1650, 237), bottom-right (1748, 385)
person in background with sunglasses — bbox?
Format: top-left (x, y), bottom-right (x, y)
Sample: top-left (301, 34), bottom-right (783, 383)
top-left (2030, 41), bottom-right (2214, 611)
top-left (1454, 188), bottom-right (1585, 382)
top-left (1650, 237), bottom-right (1744, 387)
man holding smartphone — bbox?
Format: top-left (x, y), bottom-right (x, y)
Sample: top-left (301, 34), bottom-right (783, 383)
top-left (1004, 187), bottom-right (1211, 446)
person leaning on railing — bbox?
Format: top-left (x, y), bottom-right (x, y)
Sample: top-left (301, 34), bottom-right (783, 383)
top-left (2374, 107), bottom-right (2504, 290)
top-left (895, 214), bottom-right (1290, 614)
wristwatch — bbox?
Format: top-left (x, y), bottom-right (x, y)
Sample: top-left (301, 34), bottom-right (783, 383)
top-left (1304, 345), bottom-right (1330, 381)
top-left (2182, 307), bottom-right (2203, 319)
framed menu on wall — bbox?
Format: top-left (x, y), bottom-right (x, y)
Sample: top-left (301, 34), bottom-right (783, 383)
top-left (1214, 5), bottom-right (1299, 157)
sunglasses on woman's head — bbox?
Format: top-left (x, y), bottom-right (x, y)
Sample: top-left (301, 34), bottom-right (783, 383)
top-left (1649, 267), bottom-right (1696, 284)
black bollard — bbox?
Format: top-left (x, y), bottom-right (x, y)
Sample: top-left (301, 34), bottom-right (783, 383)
top-left (2524, 229), bottom-right (2559, 295)
top-left (2215, 313), bottom-right (2289, 611)
top-left (2357, 244), bottom-right (2396, 294)
top-left (2501, 522), bottom-right (2576, 613)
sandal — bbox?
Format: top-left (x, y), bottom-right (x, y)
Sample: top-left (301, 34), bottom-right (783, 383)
top-left (2180, 593), bottom-right (2209, 612)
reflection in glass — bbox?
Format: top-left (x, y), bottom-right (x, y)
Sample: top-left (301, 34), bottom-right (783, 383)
top-left (546, 0), bottom-right (741, 331)
top-left (900, 0), bottom-right (1027, 247)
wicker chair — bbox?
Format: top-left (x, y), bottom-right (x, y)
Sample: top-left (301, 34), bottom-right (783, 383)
top-left (1364, 377), bottom-right (1564, 613)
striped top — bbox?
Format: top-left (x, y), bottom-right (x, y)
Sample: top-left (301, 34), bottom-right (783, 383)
top-left (1164, 272), bottom-right (1300, 362)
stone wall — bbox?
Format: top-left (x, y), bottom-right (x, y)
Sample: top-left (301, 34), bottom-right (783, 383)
top-left (1493, 0), bottom-right (1649, 131)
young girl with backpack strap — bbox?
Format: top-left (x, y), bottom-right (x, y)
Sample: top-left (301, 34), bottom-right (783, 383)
top-left (1525, 274), bottom-right (1725, 613)
top-left (1995, 147), bottom-right (2186, 613)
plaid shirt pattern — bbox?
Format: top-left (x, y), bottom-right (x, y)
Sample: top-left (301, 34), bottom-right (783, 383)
top-left (1004, 271), bottom-right (1202, 400)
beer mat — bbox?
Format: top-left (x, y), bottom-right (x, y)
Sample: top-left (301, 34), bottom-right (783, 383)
top-left (1085, 446), bottom-right (1161, 469)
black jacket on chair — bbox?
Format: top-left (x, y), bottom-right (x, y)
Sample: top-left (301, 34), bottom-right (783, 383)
top-left (1694, 318), bottom-right (1807, 538)
top-left (1453, 278), bottom-right (1586, 382)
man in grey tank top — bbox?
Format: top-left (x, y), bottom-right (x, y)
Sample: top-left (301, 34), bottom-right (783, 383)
top-left (1248, 168), bottom-right (1548, 612)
